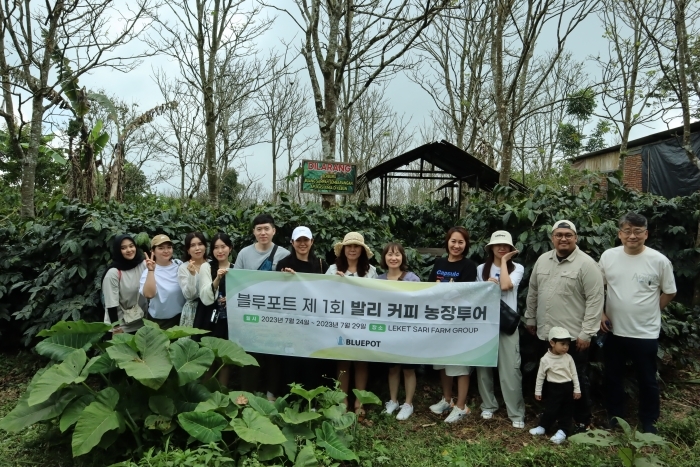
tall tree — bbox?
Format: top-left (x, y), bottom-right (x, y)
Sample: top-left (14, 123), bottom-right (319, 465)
top-left (490, 0), bottom-right (600, 185)
top-left (267, 0), bottom-right (450, 206)
top-left (149, 0), bottom-right (274, 207)
top-left (0, 0), bottom-right (152, 217)
top-left (594, 0), bottom-right (664, 172)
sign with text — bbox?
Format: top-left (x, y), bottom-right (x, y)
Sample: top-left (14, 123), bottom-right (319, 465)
top-left (226, 270), bottom-right (501, 366)
top-left (300, 160), bottom-right (357, 195)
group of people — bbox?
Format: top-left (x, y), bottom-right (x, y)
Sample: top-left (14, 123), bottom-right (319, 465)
top-left (101, 211), bottom-right (676, 445)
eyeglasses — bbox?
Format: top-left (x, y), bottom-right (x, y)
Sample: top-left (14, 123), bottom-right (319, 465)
top-left (553, 233), bottom-right (575, 240)
top-left (620, 229), bottom-right (647, 236)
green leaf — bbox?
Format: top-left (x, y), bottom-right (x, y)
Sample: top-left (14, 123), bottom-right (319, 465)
top-left (633, 431), bottom-right (668, 447)
top-left (616, 417), bottom-right (633, 437)
top-left (322, 405), bottom-right (354, 430)
top-left (60, 395), bottom-right (95, 432)
top-left (280, 407), bottom-right (321, 425)
top-left (177, 411), bottom-right (228, 443)
top-left (0, 388), bottom-right (81, 432)
top-left (258, 444), bottom-right (284, 462)
top-left (174, 382), bottom-right (211, 413)
top-left (144, 414), bottom-right (173, 432)
top-left (291, 385), bottom-right (328, 404)
top-left (295, 443), bottom-right (318, 467)
top-left (83, 354), bottom-right (117, 375)
top-left (169, 338), bottom-right (215, 386)
top-left (315, 421), bottom-right (358, 461)
top-left (28, 350), bottom-right (88, 406)
top-left (569, 430), bottom-right (620, 447)
top-left (282, 424), bottom-right (315, 441)
top-left (618, 447), bottom-right (634, 467)
top-left (352, 389), bottom-right (381, 406)
top-left (35, 329), bottom-right (105, 362)
top-left (72, 399), bottom-right (121, 457)
top-left (195, 391), bottom-right (229, 413)
top-left (164, 326), bottom-right (210, 340)
top-left (109, 333), bottom-right (136, 350)
top-left (149, 396), bottom-right (176, 417)
top-left (200, 337), bottom-right (258, 367)
top-left (231, 408), bottom-right (286, 445)
top-left (37, 320), bottom-right (111, 337)
top-left (320, 390), bottom-right (346, 406)
top-left (106, 326), bottom-right (172, 390)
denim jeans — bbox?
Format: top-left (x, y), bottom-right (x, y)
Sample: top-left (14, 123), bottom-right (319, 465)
top-left (604, 333), bottom-right (659, 427)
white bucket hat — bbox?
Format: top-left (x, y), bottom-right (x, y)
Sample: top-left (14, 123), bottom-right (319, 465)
top-left (485, 230), bottom-right (515, 251)
top-left (333, 232), bottom-right (374, 259)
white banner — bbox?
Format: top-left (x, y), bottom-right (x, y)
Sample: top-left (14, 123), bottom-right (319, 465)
top-left (226, 270), bottom-right (501, 366)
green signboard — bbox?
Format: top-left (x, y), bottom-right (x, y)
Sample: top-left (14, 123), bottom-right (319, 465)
top-left (301, 160), bottom-right (357, 195)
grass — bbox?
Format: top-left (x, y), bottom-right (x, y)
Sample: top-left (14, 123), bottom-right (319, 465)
top-left (1, 351), bottom-right (699, 467)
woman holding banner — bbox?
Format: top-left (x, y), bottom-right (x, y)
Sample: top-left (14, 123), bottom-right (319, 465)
top-left (428, 227), bottom-right (478, 424)
top-left (326, 232), bottom-right (378, 417)
top-left (378, 242), bottom-right (419, 421)
top-left (476, 231), bottom-right (526, 428)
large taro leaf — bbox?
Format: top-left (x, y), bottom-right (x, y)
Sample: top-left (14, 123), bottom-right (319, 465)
top-left (28, 350), bottom-right (88, 406)
top-left (72, 397), bottom-right (121, 457)
top-left (169, 338), bottom-right (215, 386)
top-left (200, 337), bottom-right (258, 367)
top-left (280, 407), bottom-right (321, 425)
top-left (149, 395), bottom-right (176, 417)
top-left (106, 326), bottom-right (172, 390)
top-left (174, 382), bottom-right (211, 413)
top-left (82, 354), bottom-right (117, 375)
top-left (294, 443), bottom-right (319, 467)
top-left (0, 387), bottom-right (81, 432)
top-left (195, 391), bottom-right (229, 413)
top-left (322, 404), bottom-right (354, 430)
top-left (164, 326), bottom-right (210, 340)
top-left (258, 444), bottom-right (284, 462)
top-left (35, 329), bottom-right (106, 362)
top-left (37, 320), bottom-right (112, 338)
top-left (177, 411), bottom-right (228, 443)
top-left (231, 408), bottom-right (286, 445)
top-left (315, 421), bottom-right (358, 461)
top-left (60, 395), bottom-right (96, 432)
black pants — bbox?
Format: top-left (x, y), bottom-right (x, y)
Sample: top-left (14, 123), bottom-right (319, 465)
top-left (540, 381), bottom-right (575, 435)
top-left (604, 334), bottom-right (659, 427)
top-left (538, 339), bottom-right (591, 425)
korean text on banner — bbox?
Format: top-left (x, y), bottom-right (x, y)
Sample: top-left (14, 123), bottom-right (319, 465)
top-left (226, 270), bottom-right (501, 367)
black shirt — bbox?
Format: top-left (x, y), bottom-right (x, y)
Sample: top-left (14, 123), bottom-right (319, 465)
top-left (276, 254), bottom-right (328, 274)
top-left (428, 257), bottom-right (478, 282)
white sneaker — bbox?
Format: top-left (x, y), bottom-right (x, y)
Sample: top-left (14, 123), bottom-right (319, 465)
top-left (550, 429), bottom-right (567, 444)
top-left (384, 400), bottom-right (400, 415)
top-left (512, 421), bottom-right (525, 429)
top-left (529, 426), bottom-right (546, 435)
top-left (396, 403), bottom-right (414, 421)
top-left (481, 410), bottom-right (494, 420)
top-left (429, 397), bottom-right (454, 414)
top-left (444, 406), bottom-right (470, 423)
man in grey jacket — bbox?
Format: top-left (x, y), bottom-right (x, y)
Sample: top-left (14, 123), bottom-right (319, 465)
top-left (525, 219), bottom-right (604, 431)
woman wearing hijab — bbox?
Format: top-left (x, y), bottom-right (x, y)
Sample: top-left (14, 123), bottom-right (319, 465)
top-left (326, 232), bottom-right (377, 417)
top-left (102, 234), bottom-right (147, 334)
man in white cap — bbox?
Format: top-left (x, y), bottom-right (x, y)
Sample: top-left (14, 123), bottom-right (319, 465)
top-left (525, 219), bottom-right (604, 431)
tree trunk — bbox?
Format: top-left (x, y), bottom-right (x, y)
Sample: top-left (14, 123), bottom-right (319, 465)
top-left (271, 128), bottom-right (278, 202)
top-left (20, 96), bottom-right (44, 217)
top-left (674, 1), bottom-right (694, 164)
top-left (108, 142), bottom-right (124, 201)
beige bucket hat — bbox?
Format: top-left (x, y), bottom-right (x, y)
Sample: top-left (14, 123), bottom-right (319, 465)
top-left (334, 232), bottom-right (374, 259)
top-left (485, 230), bottom-right (515, 250)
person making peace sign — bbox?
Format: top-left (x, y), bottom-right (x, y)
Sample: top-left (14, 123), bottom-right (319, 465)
top-left (139, 234), bottom-right (186, 329)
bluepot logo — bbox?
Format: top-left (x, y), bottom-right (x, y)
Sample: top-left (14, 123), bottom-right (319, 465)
top-left (345, 339), bottom-right (381, 348)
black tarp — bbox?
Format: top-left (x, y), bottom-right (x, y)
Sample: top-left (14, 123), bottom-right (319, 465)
top-left (641, 131), bottom-right (700, 198)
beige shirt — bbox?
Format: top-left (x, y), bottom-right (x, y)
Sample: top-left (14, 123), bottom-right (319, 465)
top-left (525, 246), bottom-right (604, 342)
top-left (535, 351), bottom-right (581, 396)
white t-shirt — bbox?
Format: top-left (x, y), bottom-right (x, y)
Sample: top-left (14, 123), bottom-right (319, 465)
top-left (476, 262), bottom-right (524, 312)
top-left (598, 246), bottom-right (676, 339)
top-left (139, 261), bottom-right (186, 319)
top-left (325, 264), bottom-right (378, 278)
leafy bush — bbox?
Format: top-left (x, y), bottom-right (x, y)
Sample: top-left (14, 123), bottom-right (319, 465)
top-left (0, 320), bottom-right (378, 465)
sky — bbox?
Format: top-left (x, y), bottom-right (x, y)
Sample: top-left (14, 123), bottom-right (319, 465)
top-left (73, 1), bottom-right (687, 194)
